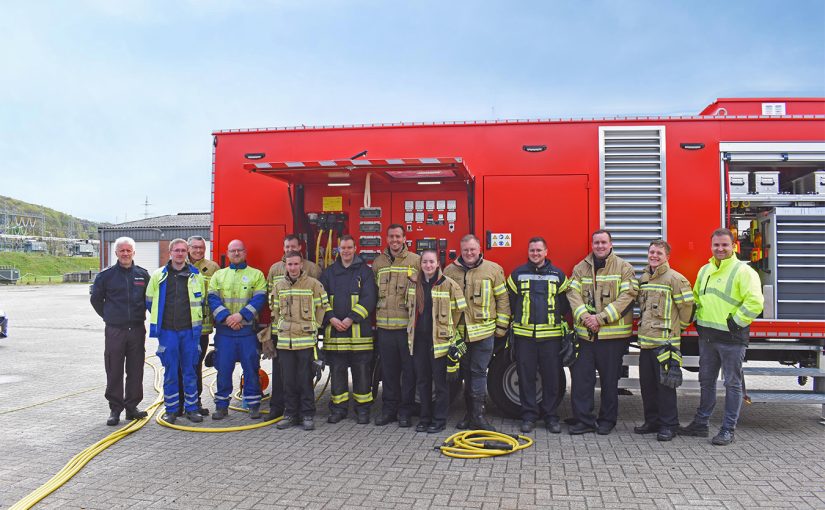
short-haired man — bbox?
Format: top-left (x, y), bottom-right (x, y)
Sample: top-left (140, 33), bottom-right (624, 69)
top-left (372, 224), bottom-right (420, 427)
top-left (181, 235), bottom-right (220, 416)
top-left (635, 240), bottom-right (694, 441)
top-left (680, 228), bottom-right (763, 445)
top-left (264, 234), bottom-right (322, 419)
top-left (269, 251), bottom-right (330, 431)
top-left (208, 239), bottom-right (268, 420)
top-left (146, 239), bottom-right (207, 424)
top-left (566, 229), bottom-right (638, 435)
top-left (444, 234), bottom-right (511, 431)
top-left (506, 236), bottom-right (570, 433)
top-left (320, 235), bottom-right (377, 425)
top-left (90, 237), bottom-right (150, 426)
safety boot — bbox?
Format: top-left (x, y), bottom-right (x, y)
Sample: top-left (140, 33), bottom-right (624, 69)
top-left (106, 411), bottom-right (121, 426)
top-left (678, 420), bottom-right (709, 437)
top-left (302, 416), bottom-right (315, 431)
top-left (455, 392), bottom-right (473, 429)
top-left (125, 408), bottom-right (148, 420)
top-left (355, 410), bottom-right (370, 425)
top-left (711, 428), bottom-right (735, 446)
top-left (162, 411), bottom-right (177, 424)
top-left (469, 398), bottom-right (496, 432)
top-left (327, 411), bottom-right (347, 424)
top-left (212, 408), bottom-right (228, 420)
top-left (186, 411), bottom-right (203, 423)
top-left (276, 416), bottom-right (299, 430)
top-left (248, 406), bottom-right (262, 419)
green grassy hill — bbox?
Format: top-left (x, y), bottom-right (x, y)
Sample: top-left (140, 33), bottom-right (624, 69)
top-left (0, 195), bottom-right (102, 239)
top-left (0, 252), bottom-right (98, 284)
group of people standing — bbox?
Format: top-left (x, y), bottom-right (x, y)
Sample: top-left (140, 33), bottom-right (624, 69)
top-left (91, 224), bottom-right (762, 446)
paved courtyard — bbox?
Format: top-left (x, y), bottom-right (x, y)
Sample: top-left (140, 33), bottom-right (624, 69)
top-left (1, 285), bottom-right (823, 509)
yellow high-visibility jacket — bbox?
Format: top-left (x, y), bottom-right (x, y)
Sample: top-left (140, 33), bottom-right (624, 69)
top-left (694, 255), bottom-right (763, 344)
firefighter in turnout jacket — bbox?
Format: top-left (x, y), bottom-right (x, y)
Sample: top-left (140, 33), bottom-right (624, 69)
top-left (406, 249), bottom-right (467, 433)
top-left (207, 239), bottom-right (268, 420)
top-left (680, 228), bottom-right (763, 446)
top-left (634, 240), bottom-right (694, 441)
top-left (263, 234), bottom-right (322, 420)
top-left (182, 235), bottom-right (220, 416)
top-left (320, 235), bottom-right (377, 425)
top-left (372, 224), bottom-right (420, 427)
top-left (444, 234), bottom-right (510, 431)
top-left (506, 237), bottom-right (570, 434)
top-left (269, 251), bottom-right (330, 431)
top-left (566, 230), bottom-right (638, 435)
top-left (146, 238), bottom-right (207, 424)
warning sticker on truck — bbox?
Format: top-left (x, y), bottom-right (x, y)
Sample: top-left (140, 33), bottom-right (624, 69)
top-left (491, 233), bottom-right (511, 247)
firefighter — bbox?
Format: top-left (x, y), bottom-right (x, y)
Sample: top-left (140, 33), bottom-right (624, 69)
top-left (208, 239), bottom-right (267, 420)
top-left (566, 229), bottom-right (638, 435)
top-left (90, 236), bottom-right (150, 426)
top-left (268, 251), bottom-right (330, 431)
top-left (679, 228), bottom-right (764, 446)
top-left (146, 238), bottom-right (207, 424)
top-left (506, 236), bottom-right (570, 434)
top-left (372, 224), bottom-right (420, 427)
top-left (179, 235), bottom-right (220, 417)
top-left (635, 240), bottom-right (695, 441)
top-left (319, 235), bottom-right (377, 425)
top-left (264, 234), bottom-right (322, 419)
top-left (444, 234), bottom-right (510, 431)
top-left (407, 249), bottom-right (466, 434)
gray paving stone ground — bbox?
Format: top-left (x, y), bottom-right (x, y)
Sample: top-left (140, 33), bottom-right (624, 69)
top-left (0, 285), bottom-right (823, 509)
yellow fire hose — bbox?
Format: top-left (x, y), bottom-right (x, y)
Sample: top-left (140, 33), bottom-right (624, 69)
top-left (11, 357), bottom-right (332, 508)
top-left (437, 430), bottom-right (533, 459)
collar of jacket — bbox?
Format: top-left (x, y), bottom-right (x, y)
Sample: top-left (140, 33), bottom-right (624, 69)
top-left (585, 249), bottom-right (615, 269)
top-left (115, 262), bottom-right (135, 272)
top-left (455, 254), bottom-right (484, 270)
top-left (164, 260), bottom-right (199, 275)
top-left (527, 258), bottom-right (552, 272)
top-left (709, 254), bottom-right (739, 270)
top-left (418, 268), bottom-right (445, 285)
top-left (384, 245), bottom-right (409, 263)
top-left (333, 255), bottom-right (364, 272)
top-left (286, 270), bottom-right (306, 285)
top-left (646, 261), bottom-right (670, 278)
top-left (229, 262), bottom-right (248, 270)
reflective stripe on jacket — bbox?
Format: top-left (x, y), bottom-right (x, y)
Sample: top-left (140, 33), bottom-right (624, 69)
top-left (506, 260), bottom-right (571, 339)
top-left (567, 251), bottom-right (639, 341)
top-left (637, 262), bottom-right (694, 349)
top-left (208, 263), bottom-right (267, 337)
top-left (694, 255), bottom-right (763, 336)
top-left (191, 258), bottom-right (220, 334)
top-left (444, 256), bottom-right (511, 342)
top-left (406, 274), bottom-right (467, 358)
top-left (270, 271), bottom-right (330, 350)
top-left (146, 263), bottom-right (205, 338)
top-left (320, 255), bottom-right (377, 352)
top-left (372, 246), bottom-right (420, 330)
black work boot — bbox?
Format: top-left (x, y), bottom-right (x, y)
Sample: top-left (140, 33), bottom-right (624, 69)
top-left (469, 398), bottom-right (496, 431)
top-left (455, 392), bottom-right (473, 429)
top-left (678, 420), bottom-right (709, 437)
top-left (107, 410), bottom-right (121, 426)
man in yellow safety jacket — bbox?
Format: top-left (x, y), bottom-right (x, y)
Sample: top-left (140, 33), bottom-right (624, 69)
top-left (268, 251), bottom-right (330, 431)
top-left (444, 234), bottom-right (510, 431)
top-left (372, 224), bottom-right (420, 427)
top-left (566, 229), bottom-right (638, 435)
top-left (634, 239), bottom-right (694, 441)
top-left (208, 239), bottom-right (268, 420)
top-left (146, 238), bottom-right (207, 424)
top-left (680, 228), bottom-right (763, 446)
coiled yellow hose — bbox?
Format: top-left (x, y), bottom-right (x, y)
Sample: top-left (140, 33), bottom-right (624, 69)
top-left (437, 430), bottom-right (534, 459)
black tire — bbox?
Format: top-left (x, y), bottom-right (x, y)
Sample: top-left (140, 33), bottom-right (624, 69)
top-left (486, 348), bottom-right (568, 419)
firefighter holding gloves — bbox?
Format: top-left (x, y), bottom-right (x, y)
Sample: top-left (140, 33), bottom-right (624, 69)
top-left (269, 251), bottom-right (330, 431)
top-left (566, 229), bottom-right (638, 435)
top-left (146, 239), bottom-right (207, 424)
top-left (208, 239), bottom-right (267, 420)
top-left (319, 235), bottom-right (377, 425)
top-left (372, 224), bottom-right (420, 427)
top-left (506, 237), bottom-right (570, 434)
top-left (406, 249), bottom-right (467, 434)
top-left (635, 240), bottom-right (694, 441)
top-left (444, 234), bottom-right (511, 431)
top-left (680, 228), bottom-right (763, 446)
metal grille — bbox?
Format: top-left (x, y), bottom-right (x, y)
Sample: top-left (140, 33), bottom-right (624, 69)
top-left (599, 126), bottom-right (667, 274)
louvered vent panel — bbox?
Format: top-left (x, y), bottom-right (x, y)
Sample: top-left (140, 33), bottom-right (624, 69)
top-left (599, 126), bottom-right (667, 274)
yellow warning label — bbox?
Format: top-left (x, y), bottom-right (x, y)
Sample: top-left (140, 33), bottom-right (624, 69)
top-left (322, 196), bottom-right (343, 211)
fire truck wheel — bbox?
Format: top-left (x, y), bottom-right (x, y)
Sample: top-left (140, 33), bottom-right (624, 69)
top-left (486, 351), bottom-right (522, 419)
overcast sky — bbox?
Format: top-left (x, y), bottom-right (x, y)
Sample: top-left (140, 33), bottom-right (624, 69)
top-left (2, 0), bottom-right (824, 223)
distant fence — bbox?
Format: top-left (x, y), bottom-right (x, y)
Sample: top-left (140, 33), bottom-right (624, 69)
top-left (63, 271), bottom-right (99, 283)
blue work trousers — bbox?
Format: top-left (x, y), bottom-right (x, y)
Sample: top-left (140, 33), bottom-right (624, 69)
top-left (157, 329), bottom-right (200, 413)
top-left (694, 338), bottom-right (747, 430)
top-left (213, 333), bottom-right (262, 410)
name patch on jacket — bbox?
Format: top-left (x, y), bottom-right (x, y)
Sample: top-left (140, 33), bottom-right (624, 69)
top-left (134, 277), bottom-right (146, 286)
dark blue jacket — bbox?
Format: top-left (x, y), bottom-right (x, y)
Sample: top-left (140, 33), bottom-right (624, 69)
top-left (91, 263), bottom-right (150, 327)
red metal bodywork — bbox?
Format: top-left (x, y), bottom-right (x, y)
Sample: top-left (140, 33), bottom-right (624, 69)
top-left (212, 98), bottom-right (825, 338)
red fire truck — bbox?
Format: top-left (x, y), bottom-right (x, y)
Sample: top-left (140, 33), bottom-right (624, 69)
top-left (211, 97), bottom-right (825, 419)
